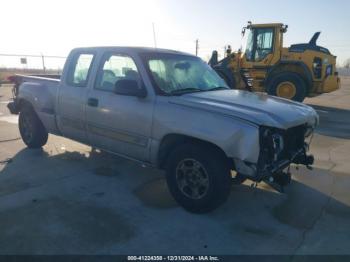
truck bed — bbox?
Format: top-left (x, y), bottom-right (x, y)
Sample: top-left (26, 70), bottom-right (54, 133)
top-left (8, 74), bottom-right (60, 114)
top-left (7, 74), bottom-right (61, 135)
top-left (9, 74), bottom-right (61, 97)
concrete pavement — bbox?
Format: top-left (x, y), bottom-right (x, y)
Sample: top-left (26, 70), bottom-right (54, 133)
top-left (0, 80), bottom-right (349, 255)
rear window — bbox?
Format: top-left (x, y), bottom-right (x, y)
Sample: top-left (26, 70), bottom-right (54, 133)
top-left (67, 53), bottom-right (94, 87)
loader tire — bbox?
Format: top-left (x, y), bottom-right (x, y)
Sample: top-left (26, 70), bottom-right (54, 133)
top-left (19, 104), bottom-right (48, 148)
top-left (165, 144), bottom-right (232, 213)
top-left (267, 72), bottom-right (306, 102)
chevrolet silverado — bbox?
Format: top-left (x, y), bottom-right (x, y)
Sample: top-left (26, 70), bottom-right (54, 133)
top-left (7, 47), bottom-right (317, 213)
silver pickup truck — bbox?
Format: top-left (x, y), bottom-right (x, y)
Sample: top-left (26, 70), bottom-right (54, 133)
top-left (7, 47), bottom-right (318, 213)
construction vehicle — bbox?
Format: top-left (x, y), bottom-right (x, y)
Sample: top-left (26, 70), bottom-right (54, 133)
top-left (209, 22), bottom-right (340, 102)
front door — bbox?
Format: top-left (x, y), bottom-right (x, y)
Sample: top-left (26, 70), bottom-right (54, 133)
top-left (85, 52), bottom-right (154, 162)
top-left (242, 27), bottom-right (276, 91)
top-left (244, 27), bottom-right (275, 66)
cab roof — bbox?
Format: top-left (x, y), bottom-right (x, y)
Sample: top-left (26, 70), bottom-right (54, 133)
top-left (250, 23), bottom-right (284, 28)
top-left (70, 46), bottom-right (193, 56)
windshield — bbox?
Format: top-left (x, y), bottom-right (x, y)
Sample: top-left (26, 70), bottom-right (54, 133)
top-left (142, 53), bottom-right (228, 95)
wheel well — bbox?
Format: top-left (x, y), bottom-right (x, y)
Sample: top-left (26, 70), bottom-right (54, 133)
top-left (158, 134), bottom-right (232, 169)
top-left (267, 63), bottom-right (312, 93)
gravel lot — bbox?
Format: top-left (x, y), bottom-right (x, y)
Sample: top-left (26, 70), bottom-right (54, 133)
top-left (0, 79), bottom-right (350, 255)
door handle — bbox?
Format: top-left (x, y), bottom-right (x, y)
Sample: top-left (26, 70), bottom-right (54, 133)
top-left (87, 98), bottom-right (99, 107)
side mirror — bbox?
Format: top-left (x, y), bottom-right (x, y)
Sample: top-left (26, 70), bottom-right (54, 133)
top-left (114, 79), bottom-right (147, 98)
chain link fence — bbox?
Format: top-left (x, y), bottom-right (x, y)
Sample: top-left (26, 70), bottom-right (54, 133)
top-left (0, 54), bottom-right (66, 83)
top-left (338, 67), bottom-right (350, 76)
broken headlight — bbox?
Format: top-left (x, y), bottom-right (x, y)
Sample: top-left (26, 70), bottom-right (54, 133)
top-left (261, 128), bottom-right (284, 162)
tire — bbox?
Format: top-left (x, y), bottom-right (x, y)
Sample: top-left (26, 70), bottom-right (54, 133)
top-left (267, 72), bottom-right (306, 102)
top-left (165, 144), bottom-right (232, 213)
top-left (19, 104), bottom-right (48, 148)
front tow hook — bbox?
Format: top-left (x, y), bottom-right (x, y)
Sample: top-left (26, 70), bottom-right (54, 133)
top-left (264, 171), bottom-right (292, 193)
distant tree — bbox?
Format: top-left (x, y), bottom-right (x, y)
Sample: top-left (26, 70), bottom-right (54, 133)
top-left (344, 58), bottom-right (350, 69)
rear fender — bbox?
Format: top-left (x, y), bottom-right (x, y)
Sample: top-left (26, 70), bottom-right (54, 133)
top-left (16, 82), bottom-right (59, 134)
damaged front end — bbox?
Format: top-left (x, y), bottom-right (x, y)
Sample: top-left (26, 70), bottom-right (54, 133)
top-left (234, 124), bottom-right (315, 192)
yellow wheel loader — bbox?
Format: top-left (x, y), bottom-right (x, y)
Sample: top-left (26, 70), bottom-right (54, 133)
top-left (209, 22), bottom-right (340, 102)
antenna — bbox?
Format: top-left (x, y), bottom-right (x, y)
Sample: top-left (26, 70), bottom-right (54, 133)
top-left (152, 23), bottom-right (157, 48)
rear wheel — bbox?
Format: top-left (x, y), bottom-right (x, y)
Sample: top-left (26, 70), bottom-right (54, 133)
top-left (267, 73), bottom-right (306, 102)
top-left (19, 105), bottom-right (48, 148)
top-left (165, 144), bottom-right (232, 213)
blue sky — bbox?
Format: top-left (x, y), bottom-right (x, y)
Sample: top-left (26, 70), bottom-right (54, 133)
top-left (156, 0), bottom-right (350, 63)
top-left (1, 0), bottom-right (349, 68)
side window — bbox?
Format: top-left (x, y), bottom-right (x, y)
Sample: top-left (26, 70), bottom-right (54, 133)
top-left (95, 54), bottom-right (140, 92)
top-left (67, 53), bottom-right (94, 87)
top-left (254, 28), bottom-right (274, 61)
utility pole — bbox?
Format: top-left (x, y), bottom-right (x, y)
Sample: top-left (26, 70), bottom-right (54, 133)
top-left (195, 39), bottom-right (199, 56)
top-left (152, 23), bottom-right (157, 48)
top-left (41, 53), bottom-right (46, 73)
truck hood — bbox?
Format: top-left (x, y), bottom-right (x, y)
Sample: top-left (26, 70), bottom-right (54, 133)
top-left (170, 90), bottom-right (318, 129)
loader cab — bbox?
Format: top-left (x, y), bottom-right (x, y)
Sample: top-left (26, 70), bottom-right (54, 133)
top-left (241, 22), bottom-right (287, 67)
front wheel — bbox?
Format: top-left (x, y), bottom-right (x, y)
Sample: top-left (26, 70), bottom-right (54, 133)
top-left (19, 105), bottom-right (48, 148)
top-left (165, 144), bottom-right (232, 213)
top-left (267, 73), bottom-right (307, 102)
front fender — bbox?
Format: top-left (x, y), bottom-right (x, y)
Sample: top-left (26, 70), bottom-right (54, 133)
top-left (151, 97), bottom-right (261, 164)
top-left (266, 61), bottom-right (313, 91)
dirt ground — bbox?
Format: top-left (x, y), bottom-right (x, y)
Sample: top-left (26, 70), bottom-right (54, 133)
top-left (0, 79), bottom-right (349, 255)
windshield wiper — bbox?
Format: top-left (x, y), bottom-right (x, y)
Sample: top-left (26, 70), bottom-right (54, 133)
top-left (169, 88), bottom-right (202, 96)
top-left (206, 86), bottom-right (229, 91)
top-left (168, 86), bottom-right (228, 96)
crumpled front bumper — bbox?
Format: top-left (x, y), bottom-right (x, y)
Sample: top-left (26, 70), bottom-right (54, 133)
top-left (258, 147), bottom-right (314, 181)
top-left (234, 147), bottom-right (314, 182)
top-left (234, 122), bottom-right (315, 184)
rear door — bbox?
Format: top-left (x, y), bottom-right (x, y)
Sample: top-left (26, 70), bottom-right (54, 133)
top-left (56, 52), bottom-right (95, 144)
top-left (85, 52), bottom-right (154, 162)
